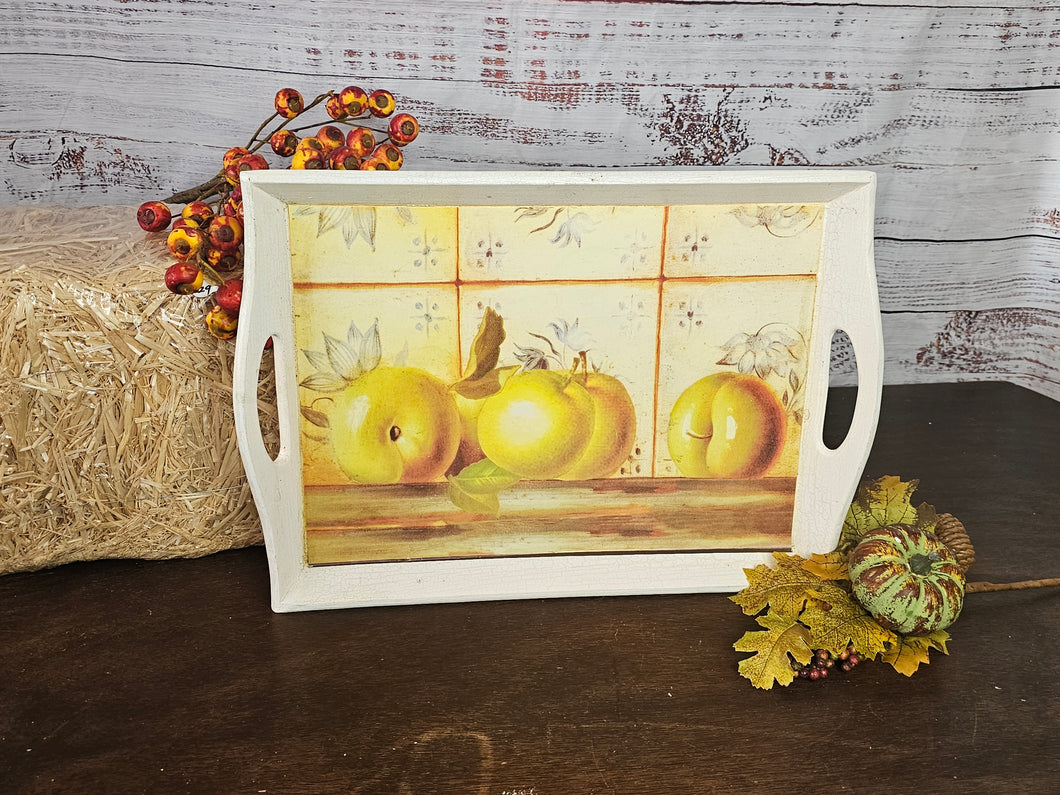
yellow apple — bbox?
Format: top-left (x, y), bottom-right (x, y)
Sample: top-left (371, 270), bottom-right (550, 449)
top-left (560, 372), bottom-right (637, 480)
top-left (476, 369), bottom-right (595, 479)
top-left (330, 366), bottom-right (461, 484)
top-left (667, 372), bottom-right (786, 478)
top-left (448, 365), bottom-right (519, 474)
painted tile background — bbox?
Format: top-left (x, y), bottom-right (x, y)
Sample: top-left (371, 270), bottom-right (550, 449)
top-left (292, 202), bottom-right (824, 488)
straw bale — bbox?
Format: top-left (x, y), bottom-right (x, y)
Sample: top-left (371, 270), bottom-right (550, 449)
top-left (0, 205), bottom-right (278, 574)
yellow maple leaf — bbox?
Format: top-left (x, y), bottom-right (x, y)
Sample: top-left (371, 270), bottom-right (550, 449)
top-left (915, 501), bottom-right (939, 534)
top-left (803, 550), bottom-right (849, 581)
top-left (800, 587), bottom-right (897, 658)
top-left (840, 475), bottom-right (922, 552)
top-left (733, 610), bottom-right (814, 690)
top-left (730, 553), bottom-right (821, 617)
top-left (880, 630), bottom-right (951, 676)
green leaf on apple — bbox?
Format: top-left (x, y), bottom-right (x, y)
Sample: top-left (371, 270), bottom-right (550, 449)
top-left (447, 478), bottom-right (501, 516)
top-left (450, 458), bottom-right (521, 494)
top-left (452, 366), bottom-right (510, 399)
top-left (456, 307), bottom-right (505, 383)
top-left (446, 458), bottom-right (521, 516)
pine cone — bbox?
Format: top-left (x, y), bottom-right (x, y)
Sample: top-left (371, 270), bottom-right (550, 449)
top-left (935, 513), bottom-right (975, 574)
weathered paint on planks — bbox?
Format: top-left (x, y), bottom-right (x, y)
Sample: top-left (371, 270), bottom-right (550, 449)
top-left (0, 0), bottom-right (1057, 399)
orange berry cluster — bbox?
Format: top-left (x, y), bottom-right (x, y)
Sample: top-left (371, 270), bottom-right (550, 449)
top-left (136, 86), bottom-right (420, 340)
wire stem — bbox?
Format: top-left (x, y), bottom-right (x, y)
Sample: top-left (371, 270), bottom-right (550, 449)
top-left (967, 577), bottom-right (1060, 593)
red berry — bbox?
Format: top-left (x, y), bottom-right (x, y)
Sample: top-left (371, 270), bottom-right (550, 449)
top-left (221, 196), bottom-right (243, 220)
top-left (269, 129), bottom-right (298, 157)
top-left (327, 146), bottom-right (362, 170)
top-left (181, 200), bottom-right (214, 227)
top-left (222, 147), bottom-right (250, 170)
top-left (206, 245), bottom-right (242, 272)
top-left (388, 113), bottom-right (419, 146)
top-left (215, 279), bottom-right (243, 315)
top-left (339, 86), bottom-right (368, 116)
top-left (315, 125), bottom-right (346, 153)
top-left (242, 153), bottom-right (269, 171)
top-left (295, 136), bottom-right (324, 154)
top-left (291, 147), bottom-right (326, 170)
top-left (360, 155), bottom-right (390, 171)
top-left (164, 261), bottom-right (204, 294)
top-left (274, 88), bottom-right (304, 119)
top-left (224, 153), bottom-right (269, 186)
top-left (371, 143), bottom-right (403, 169)
top-left (367, 89), bottom-right (396, 117)
top-left (344, 127), bottom-right (376, 157)
top-left (325, 94), bottom-right (347, 120)
top-left (224, 204), bottom-right (243, 224)
top-left (136, 201), bottom-right (172, 232)
top-left (167, 226), bottom-right (205, 259)
top-left (206, 216), bottom-right (243, 252)
top-left (205, 304), bottom-right (239, 340)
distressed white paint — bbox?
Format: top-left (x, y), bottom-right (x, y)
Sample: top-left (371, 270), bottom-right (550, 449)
top-left (234, 168), bottom-right (881, 610)
top-left (0, 0), bottom-right (1057, 400)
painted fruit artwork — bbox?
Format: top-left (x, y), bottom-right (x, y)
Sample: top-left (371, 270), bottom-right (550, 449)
top-left (667, 372), bottom-right (786, 479)
top-left (290, 202), bottom-right (823, 564)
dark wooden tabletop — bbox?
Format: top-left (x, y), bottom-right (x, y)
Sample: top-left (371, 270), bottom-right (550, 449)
top-left (3, 382), bottom-right (1058, 794)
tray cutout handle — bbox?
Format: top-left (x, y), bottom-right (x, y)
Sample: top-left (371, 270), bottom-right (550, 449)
top-left (233, 181), bottom-right (303, 609)
top-left (793, 178), bottom-right (883, 558)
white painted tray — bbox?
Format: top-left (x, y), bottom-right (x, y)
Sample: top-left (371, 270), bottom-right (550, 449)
top-left (234, 169), bottom-right (882, 612)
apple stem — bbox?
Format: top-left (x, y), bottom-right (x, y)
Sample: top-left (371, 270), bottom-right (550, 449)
top-left (564, 351), bottom-right (588, 386)
top-left (564, 354), bottom-right (586, 387)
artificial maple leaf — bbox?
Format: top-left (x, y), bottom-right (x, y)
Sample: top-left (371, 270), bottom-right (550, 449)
top-left (840, 475), bottom-right (922, 552)
top-left (803, 550), bottom-right (849, 581)
top-left (730, 552), bottom-right (822, 617)
top-left (915, 501), bottom-right (939, 534)
top-left (880, 630), bottom-right (950, 677)
top-left (733, 610), bottom-right (814, 690)
top-left (800, 586), bottom-right (896, 658)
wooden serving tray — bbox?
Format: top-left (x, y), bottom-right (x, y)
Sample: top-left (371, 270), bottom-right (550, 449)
top-left (234, 169), bottom-right (882, 612)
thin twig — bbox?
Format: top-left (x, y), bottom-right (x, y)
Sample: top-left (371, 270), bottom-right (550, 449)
top-left (164, 175), bottom-right (226, 205)
top-left (967, 578), bottom-right (1060, 593)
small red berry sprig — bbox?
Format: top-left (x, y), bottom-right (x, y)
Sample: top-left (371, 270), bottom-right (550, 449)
top-left (790, 645), bottom-right (862, 682)
top-left (136, 86), bottom-right (420, 340)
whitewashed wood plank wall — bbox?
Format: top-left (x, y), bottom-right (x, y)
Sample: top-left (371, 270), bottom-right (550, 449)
top-left (1, 1), bottom-right (1058, 399)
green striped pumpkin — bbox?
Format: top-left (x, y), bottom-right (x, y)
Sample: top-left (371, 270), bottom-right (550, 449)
top-left (848, 524), bottom-right (966, 636)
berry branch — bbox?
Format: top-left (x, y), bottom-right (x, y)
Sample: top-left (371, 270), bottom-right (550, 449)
top-left (136, 86), bottom-right (421, 340)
